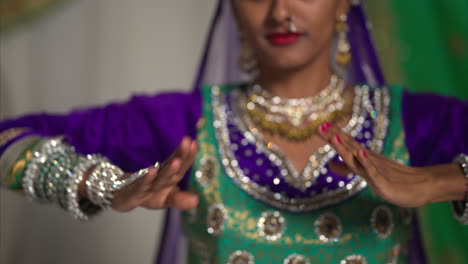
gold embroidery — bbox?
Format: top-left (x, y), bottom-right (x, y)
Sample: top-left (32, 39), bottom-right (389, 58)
top-left (185, 85), bottom-right (411, 263)
top-left (0, 127), bottom-right (29, 148)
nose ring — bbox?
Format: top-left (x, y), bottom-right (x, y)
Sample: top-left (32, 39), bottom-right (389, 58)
top-left (288, 15), bottom-right (297, 33)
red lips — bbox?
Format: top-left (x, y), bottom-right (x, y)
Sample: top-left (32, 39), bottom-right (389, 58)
top-left (267, 32), bottom-right (302, 46)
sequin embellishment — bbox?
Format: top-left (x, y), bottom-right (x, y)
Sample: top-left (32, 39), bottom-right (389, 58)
top-left (228, 250), bottom-right (254, 264)
top-left (258, 211), bottom-right (285, 241)
top-left (314, 213), bottom-right (343, 242)
top-left (371, 205), bottom-right (394, 239)
top-left (211, 85), bottom-right (390, 212)
top-left (207, 204), bottom-right (227, 235)
top-left (283, 254), bottom-right (310, 264)
top-left (195, 155), bottom-right (218, 187)
top-left (340, 255), bottom-right (368, 264)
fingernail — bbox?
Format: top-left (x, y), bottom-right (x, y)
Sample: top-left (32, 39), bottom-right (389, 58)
top-left (336, 136), bottom-right (342, 144)
top-left (362, 150), bottom-right (368, 158)
top-left (321, 124), bottom-right (328, 133)
top-left (325, 122), bottom-right (332, 128)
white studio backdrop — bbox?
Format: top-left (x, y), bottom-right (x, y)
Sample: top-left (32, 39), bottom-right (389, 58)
top-left (0, 0), bottom-right (216, 263)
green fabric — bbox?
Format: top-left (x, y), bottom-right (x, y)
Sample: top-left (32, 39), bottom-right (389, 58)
top-left (365, 0), bottom-right (468, 100)
top-left (365, 2), bottom-right (468, 263)
top-left (418, 203), bottom-right (468, 264)
top-left (4, 138), bottom-right (41, 190)
top-left (182, 84), bottom-right (412, 263)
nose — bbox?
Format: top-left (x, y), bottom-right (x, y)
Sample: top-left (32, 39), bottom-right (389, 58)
top-left (270, 0), bottom-right (289, 23)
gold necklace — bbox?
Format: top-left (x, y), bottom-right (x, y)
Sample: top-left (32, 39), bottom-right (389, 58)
top-left (242, 76), bottom-right (353, 141)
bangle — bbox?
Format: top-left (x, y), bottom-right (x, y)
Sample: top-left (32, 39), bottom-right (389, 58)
top-left (68, 154), bottom-right (107, 220)
top-left (451, 154), bottom-right (468, 225)
top-left (1, 136), bottom-right (41, 190)
top-left (23, 138), bottom-right (51, 200)
top-left (16, 136), bottom-right (142, 221)
top-left (84, 161), bottom-right (156, 209)
top-left (86, 162), bottom-right (124, 208)
top-left (27, 138), bottom-right (78, 203)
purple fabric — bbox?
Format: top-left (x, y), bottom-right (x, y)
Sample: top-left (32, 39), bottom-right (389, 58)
top-left (155, 208), bottom-right (184, 264)
top-left (402, 91), bottom-right (467, 264)
top-left (402, 91), bottom-right (468, 166)
top-left (347, 4), bottom-right (385, 86)
top-left (409, 215), bottom-right (428, 264)
top-left (0, 91), bottom-right (202, 172)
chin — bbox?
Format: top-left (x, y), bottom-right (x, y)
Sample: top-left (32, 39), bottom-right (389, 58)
top-left (259, 46), bottom-right (314, 73)
top-left (263, 56), bottom-right (310, 73)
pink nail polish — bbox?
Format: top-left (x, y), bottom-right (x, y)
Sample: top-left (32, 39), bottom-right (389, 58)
top-left (326, 122), bottom-right (332, 128)
top-left (362, 151), bottom-right (368, 158)
top-left (336, 136), bottom-right (342, 144)
top-left (321, 124), bottom-right (328, 133)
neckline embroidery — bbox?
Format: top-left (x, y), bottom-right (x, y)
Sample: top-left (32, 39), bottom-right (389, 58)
top-left (211, 85), bottom-right (390, 212)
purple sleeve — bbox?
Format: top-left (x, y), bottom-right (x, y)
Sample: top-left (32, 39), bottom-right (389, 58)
top-left (0, 90), bottom-right (202, 172)
top-left (402, 91), bottom-right (468, 166)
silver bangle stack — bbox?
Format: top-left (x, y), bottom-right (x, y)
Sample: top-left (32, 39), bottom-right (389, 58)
top-left (69, 154), bottom-right (108, 220)
top-left (23, 137), bottom-right (78, 204)
top-left (452, 154), bottom-right (468, 225)
top-left (86, 162), bottom-right (124, 208)
top-left (21, 137), bottom-right (149, 221)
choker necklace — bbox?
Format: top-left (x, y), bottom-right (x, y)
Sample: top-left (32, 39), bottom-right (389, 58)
top-left (242, 75), bottom-right (352, 141)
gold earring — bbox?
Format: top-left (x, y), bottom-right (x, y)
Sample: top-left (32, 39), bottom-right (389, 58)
top-left (238, 32), bottom-right (258, 74)
top-left (335, 14), bottom-right (351, 67)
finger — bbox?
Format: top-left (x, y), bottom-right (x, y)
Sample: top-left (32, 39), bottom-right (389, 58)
top-left (356, 150), bottom-right (378, 176)
top-left (176, 137), bottom-right (193, 164)
top-left (160, 137), bottom-right (192, 171)
top-left (355, 149), bottom-right (388, 192)
top-left (152, 158), bottom-right (182, 191)
top-left (327, 124), bottom-right (366, 157)
top-left (159, 139), bottom-right (197, 188)
top-left (318, 122), bottom-right (371, 175)
top-left (332, 127), bottom-right (403, 172)
top-left (322, 131), bottom-right (362, 174)
top-left (135, 167), bottom-right (159, 192)
top-left (317, 121), bottom-right (334, 142)
top-left (166, 190), bottom-right (199, 210)
top-left (142, 185), bottom-right (177, 209)
top-left (174, 140), bottom-right (198, 182)
top-left (329, 161), bottom-right (353, 176)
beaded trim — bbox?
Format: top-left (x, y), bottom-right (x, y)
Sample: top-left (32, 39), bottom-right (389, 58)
top-left (283, 254), bottom-right (310, 264)
top-left (207, 203), bottom-right (227, 235)
top-left (211, 85), bottom-right (390, 212)
top-left (314, 212), bottom-right (343, 243)
top-left (371, 205), bottom-right (394, 239)
top-left (195, 155), bottom-right (218, 187)
top-left (228, 250), bottom-right (254, 264)
top-left (340, 255), bottom-right (368, 264)
top-left (257, 210), bottom-right (286, 241)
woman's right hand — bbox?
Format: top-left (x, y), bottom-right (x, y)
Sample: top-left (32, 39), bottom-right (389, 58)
top-left (110, 136), bottom-right (199, 212)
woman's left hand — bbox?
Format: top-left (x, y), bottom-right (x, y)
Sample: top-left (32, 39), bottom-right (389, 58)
top-left (317, 122), bottom-right (465, 208)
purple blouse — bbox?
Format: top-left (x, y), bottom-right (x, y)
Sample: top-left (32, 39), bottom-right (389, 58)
top-left (0, 89), bottom-right (201, 172)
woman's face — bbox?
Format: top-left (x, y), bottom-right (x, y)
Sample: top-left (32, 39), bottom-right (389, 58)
top-left (232, 0), bottom-right (349, 73)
